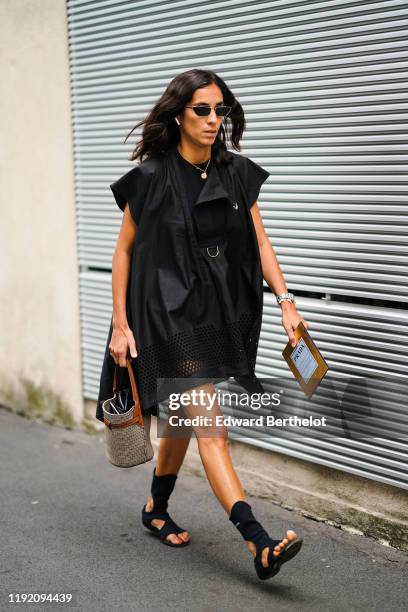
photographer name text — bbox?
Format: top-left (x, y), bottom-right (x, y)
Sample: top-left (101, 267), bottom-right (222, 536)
top-left (167, 415), bottom-right (327, 427)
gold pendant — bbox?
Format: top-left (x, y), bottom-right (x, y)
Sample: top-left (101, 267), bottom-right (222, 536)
top-left (201, 172), bottom-right (207, 179)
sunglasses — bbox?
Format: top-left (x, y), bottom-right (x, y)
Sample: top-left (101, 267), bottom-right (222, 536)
top-left (185, 105), bottom-right (232, 117)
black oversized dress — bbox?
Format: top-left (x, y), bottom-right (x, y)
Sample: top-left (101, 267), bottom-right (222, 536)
top-left (95, 145), bottom-right (270, 423)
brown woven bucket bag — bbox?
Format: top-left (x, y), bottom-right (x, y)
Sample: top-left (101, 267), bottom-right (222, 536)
top-left (102, 357), bottom-right (154, 468)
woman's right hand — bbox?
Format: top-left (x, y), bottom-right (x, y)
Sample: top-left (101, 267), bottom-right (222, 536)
top-left (109, 324), bottom-right (138, 367)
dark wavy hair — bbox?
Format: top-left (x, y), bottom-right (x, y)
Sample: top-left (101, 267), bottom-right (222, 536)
top-left (123, 69), bottom-right (245, 165)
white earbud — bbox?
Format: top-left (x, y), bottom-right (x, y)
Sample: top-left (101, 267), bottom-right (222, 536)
top-left (175, 117), bottom-right (181, 126)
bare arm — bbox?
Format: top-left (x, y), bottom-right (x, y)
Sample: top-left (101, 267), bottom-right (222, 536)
top-left (109, 204), bottom-right (138, 364)
top-left (250, 203), bottom-right (308, 346)
top-left (112, 204), bottom-right (136, 328)
top-left (250, 203), bottom-right (289, 296)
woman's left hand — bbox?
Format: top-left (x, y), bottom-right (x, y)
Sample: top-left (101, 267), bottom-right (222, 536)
top-left (281, 303), bottom-right (309, 347)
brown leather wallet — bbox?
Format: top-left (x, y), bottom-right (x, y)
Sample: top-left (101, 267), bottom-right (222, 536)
top-left (282, 321), bottom-right (329, 398)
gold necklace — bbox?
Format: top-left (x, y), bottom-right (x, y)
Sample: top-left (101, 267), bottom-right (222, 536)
top-left (178, 149), bottom-right (211, 179)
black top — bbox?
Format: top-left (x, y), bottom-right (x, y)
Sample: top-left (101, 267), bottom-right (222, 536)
top-left (175, 148), bottom-right (227, 245)
top-left (175, 147), bottom-right (208, 209)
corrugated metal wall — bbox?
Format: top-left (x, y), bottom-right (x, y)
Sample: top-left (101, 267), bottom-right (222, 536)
top-left (67, 0), bottom-right (408, 489)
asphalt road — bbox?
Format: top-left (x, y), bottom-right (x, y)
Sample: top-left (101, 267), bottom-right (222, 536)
top-left (1, 407), bottom-right (407, 612)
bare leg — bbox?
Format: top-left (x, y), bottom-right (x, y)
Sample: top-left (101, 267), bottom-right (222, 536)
top-left (143, 359), bottom-right (201, 545)
top-left (156, 422), bottom-right (192, 475)
top-left (180, 382), bottom-right (298, 568)
top-left (144, 421), bottom-right (192, 544)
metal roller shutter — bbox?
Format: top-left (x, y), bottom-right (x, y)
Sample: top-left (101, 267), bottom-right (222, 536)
top-left (67, 0), bottom-right (408, 489)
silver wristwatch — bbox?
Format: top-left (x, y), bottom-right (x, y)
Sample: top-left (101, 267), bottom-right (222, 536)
top-left (276, 292), bottom-right (296, 305)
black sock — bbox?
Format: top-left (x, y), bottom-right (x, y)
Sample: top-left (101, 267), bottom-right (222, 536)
top-left (229, 500), bottom-right (271, 550)
top-left (149, 467), bottom-right (177, 512)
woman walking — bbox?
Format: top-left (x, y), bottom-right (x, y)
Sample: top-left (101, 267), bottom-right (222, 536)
top-left (96, 69), bottom-right (307, 581)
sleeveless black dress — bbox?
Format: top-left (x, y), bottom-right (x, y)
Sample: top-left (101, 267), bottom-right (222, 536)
top-left (95, 146), bottom-right (270, 422)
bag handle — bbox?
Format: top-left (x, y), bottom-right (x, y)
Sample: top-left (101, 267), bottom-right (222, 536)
top-left (111, 357), bottom-right (144, 427)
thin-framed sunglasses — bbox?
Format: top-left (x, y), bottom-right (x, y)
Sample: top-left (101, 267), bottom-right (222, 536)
top-left (185, 104), bottom-right (232, 117)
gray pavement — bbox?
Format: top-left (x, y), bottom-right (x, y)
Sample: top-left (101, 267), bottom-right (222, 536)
top-left (1, 407), bottom-right (407, 612)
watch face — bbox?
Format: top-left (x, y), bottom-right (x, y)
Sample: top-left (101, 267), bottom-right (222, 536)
top-left (277, 294), bottom-right (295, 303)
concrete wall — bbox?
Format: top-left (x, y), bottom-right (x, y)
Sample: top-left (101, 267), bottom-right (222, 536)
top-left (0, 0), bottom-right (83, 422)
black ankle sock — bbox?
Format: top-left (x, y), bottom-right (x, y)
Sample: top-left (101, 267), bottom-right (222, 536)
top-left (229, 500), bottom-right (271, 550)
top-left (149, 467), bottom-right (178, 512)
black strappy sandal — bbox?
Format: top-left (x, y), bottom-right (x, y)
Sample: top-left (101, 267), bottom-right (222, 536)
top-left (142, 467), bottom-right (190, 548)
top-left (229, 500), bottom-right (303, 580)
